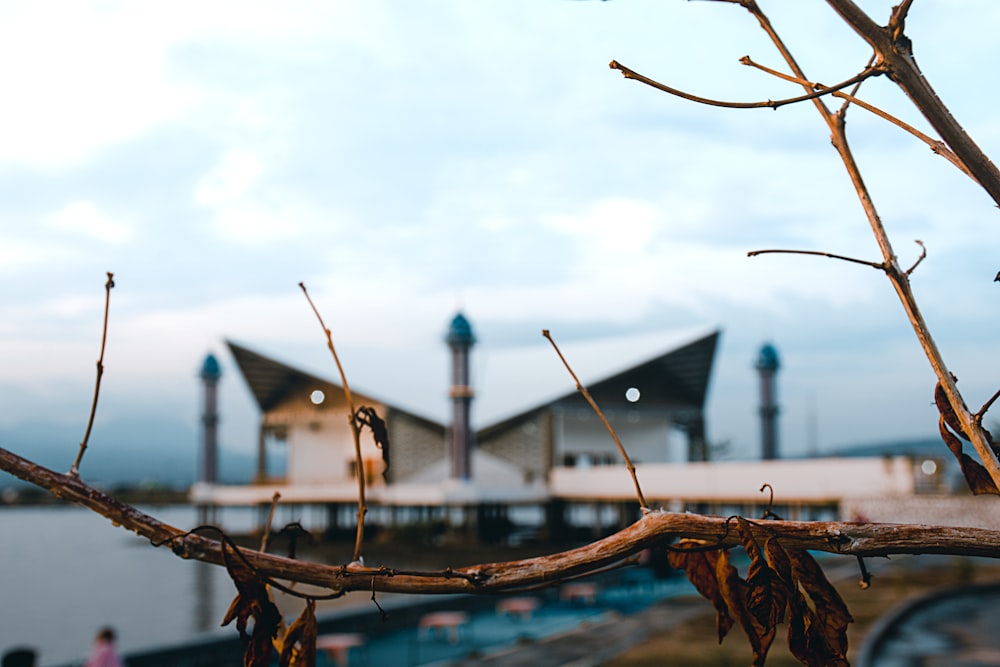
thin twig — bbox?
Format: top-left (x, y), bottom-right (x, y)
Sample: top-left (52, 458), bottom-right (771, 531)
top-left (976, 389), bottom-right (1000, 423)
top-left (747, 248), bottom-right (884, 270)
top-left (759, 483), bottom-right (781, 520)
top-left (740, 56), bottom-right (977, 182)
top-left (371, 577), bottom-right (389, 621)
top-left (260, 492), bottom-right (281, 552)
top-left (904, 240), bottom-right (927, 276)
top-left (609, 59), bottom-right (880, 110)
top-left (70, 272), bottom-right (115, 477)
top-left (542, 329), bottom-right (648, 510)
top-left (731, 1), bottom-right (1000, 489)
top-left (856, 555), bottom-right (872, 590)
top-left (299, 283), bottom-right (367, 563)
top-left (258, 492), bottom-right (291, 644)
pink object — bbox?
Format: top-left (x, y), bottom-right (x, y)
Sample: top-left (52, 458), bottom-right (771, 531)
top-left (84, 640), bottom-right (123, 667)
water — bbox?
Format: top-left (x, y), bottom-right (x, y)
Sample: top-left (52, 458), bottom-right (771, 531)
top-left (0, 504), bottom-right (691, 666)
top-left (0, 505), bottom-right (258, 667)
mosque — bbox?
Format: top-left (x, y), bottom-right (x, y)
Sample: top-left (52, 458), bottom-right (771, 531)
top-left (190, 313), bottom-right (967, 541)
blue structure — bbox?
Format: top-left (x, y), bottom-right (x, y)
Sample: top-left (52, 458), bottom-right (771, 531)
top-left (755, 342), bottom-right (780, 460)
top-left (446, 312), bottom-right (476, 480)
top-left (199, 353), bottom-right (222, 483)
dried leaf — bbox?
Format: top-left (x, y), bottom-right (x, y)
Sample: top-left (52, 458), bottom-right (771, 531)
top-left (279, 600), bottom-right (317, 667)
top-left (938, 415), bottom-right (999, 495)
top-left (667, 541), bottom-right (734, 642)
top-left (765, 536), bottom-right (815, 665)
top-left (787, 548), bottom-right (852, 666)
top-left (934, 380), bottom-right (969, 440)
top-left (762, 535), bottom-right (793, 588)
top-left (220, 538), bottom-right (283, 667)
top-left (933, 381), bottom-right (999, 495)
top-left (715, 543), bottom-right (773, 666)
top-left (355, 406), bottom-right (390, 477)
top-left (738, 518), bottom-right (787, 630)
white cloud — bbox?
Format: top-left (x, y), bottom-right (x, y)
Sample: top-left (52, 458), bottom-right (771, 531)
top-left (0, 237), bottom-right (78, 273)
top-left (49, 201), bottom-right (132, 245)
top-left (543, 197), bottom-right (658, 255)
top-left (194, 150), bottom-right (262, 206)
top-left (0, 4), bottom-right (193, 166)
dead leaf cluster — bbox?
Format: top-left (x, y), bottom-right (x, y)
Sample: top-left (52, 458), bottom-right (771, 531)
top-left (668, 517), bottom-right (852, 667)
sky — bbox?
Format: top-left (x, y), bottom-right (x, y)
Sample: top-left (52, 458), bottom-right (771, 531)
top-left (2, 1), bottom-right (999, 474)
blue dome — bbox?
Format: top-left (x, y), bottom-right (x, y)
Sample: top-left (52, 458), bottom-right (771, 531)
top-left (200, 353), bottom-right (222, 379)
top-left (445, 312), bottom-right (476, 346)
top-left (756, 343), bottom-right (780, 371)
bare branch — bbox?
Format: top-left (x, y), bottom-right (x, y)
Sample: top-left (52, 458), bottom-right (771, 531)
top-left (825, 0), bottom-right (1000, 206)
top-left (543, 329), bottom-right (648, 510)
top-left (70, 272), bottom-right (115, 478)
top-left (747, 248), bottom-right (884, 270)
top-left (609, 59), bottom-right (880, 111)
top-left (6, 446), bottom-right (1000, 598)
top-left (740, 56), bottom-right (978, 182)
top-left (299, 283), bottom-right (368, 563)
top-left (725, 0), bottom-right (1000, 490)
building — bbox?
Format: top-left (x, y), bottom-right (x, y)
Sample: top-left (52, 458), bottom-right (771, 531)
top-left (190, 316), bottom-right (967, 538)
top-left (190, 317), bottom-right (720, 538)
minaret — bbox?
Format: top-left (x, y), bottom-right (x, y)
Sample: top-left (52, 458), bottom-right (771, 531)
top-left (199, 353), bottom-right (222, 483)
top-left (446, 312), bottom-right (476, 481)
top-left (755, 342), bottom-right (780, 460)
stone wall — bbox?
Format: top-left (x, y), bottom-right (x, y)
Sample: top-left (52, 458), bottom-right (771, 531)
top-left (387, 411), bottom-right (446, 482)
top-left (479, 413), bottom-right (548, 483)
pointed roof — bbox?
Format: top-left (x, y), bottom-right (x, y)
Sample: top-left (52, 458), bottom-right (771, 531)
top-left (479, 330), bottom-right (719, 435)
top-left (226, 325), bottom-right (721, 429)
top-left (574, 330), bottom-right (719, 408)
top-left (227, 341), bottom-right (337, 411)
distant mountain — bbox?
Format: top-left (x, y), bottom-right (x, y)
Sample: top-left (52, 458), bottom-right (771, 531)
top-left (0, 416), bottom-right (254, 489)
top-left (825, 436), bottom-right (943, 459)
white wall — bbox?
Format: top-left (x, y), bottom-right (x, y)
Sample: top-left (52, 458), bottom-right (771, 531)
top-left (550, 457), bottom-right (917, 504)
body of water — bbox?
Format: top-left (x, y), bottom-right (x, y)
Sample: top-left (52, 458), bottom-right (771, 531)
top-left (1, 503), bottom-right (689, 666)
top-left (0, 505), bottom-right (267, 666)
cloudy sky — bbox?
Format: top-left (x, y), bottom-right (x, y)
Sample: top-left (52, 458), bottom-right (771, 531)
top-left (2, 1), bottom-right (998, 471)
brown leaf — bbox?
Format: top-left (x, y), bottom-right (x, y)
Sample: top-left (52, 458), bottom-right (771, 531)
top-left (738, 518), bottom-right (787, 630)
top-left (764, 536), bottom-right (817, 665)
top-left (934, 380), bottom-right (999, 495)
top-left (787, 548), bottom-right (852, 665)
top-left (934, 380), bottom-right (969, 440)
top-left (355, 406), bottom-right (390, 478)
top-left (938, 415), bottom-right (999, 495)
top-left (715, 542), bottom-right (774, 666)
top-left (668, 540), bottom-right (734, 642)
top-left (762, 535), bottom-right (793, 588)
top-left (219, 538), bottom-right (283, 667)
top-left (279, 600), bottom-right (317, 667)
